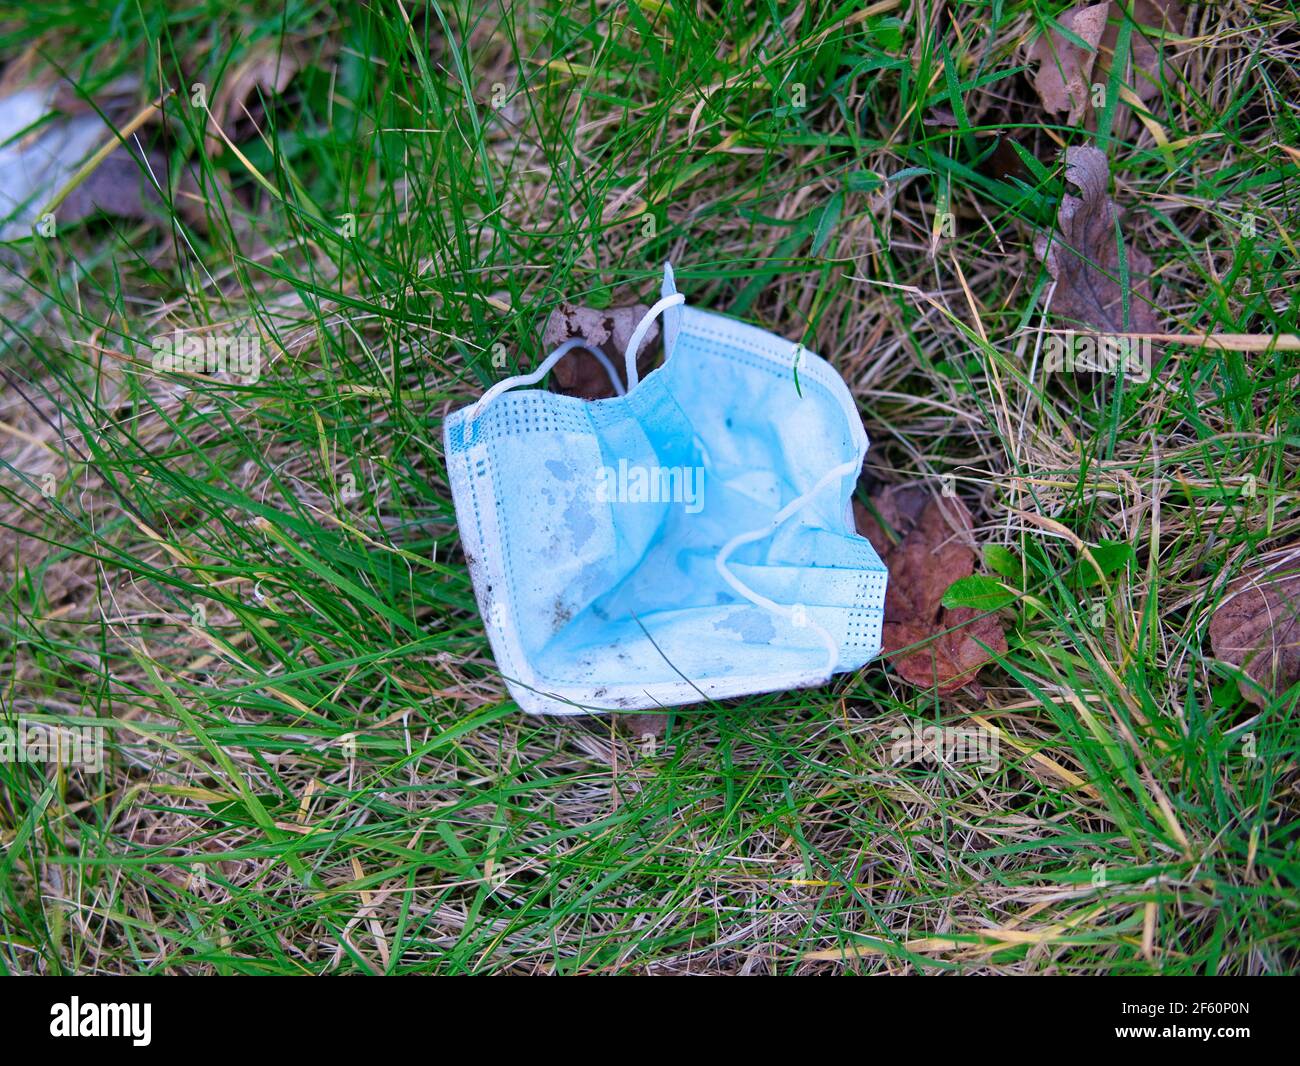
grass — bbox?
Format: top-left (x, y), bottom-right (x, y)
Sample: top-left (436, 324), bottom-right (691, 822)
top-left (0, 0), bottom-right (1297, 974)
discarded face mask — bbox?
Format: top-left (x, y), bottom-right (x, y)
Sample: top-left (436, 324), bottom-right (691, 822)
top-left (444, 264), bottom-right (888, 715)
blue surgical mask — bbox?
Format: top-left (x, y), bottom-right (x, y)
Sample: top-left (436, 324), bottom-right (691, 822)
top-left (444, 263), bottom-right (888, 715)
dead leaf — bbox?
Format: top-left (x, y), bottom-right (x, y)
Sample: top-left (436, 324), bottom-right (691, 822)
top-left (541, 302), bottom-right (662, 399)
top-left (64, 150), bottom-right (164, 221)
top-left (1034, 146), bottom-right (1161, 336)
top-left (1208, 549), bottom-right (1300, 708)
top-left (207, 39), bottom-right (307, 156)
top-left (1028, 3), bottom-right (1111, 127)
top-left (1027, 2), bottom-right (1185, 131)
top-left (924, 105), bottom-right (959, 128)
top-left (1120, 1), bottom-right (1183, 107)
top-left (855, 485), bottom-right (1008, 696)
top-left (0, 80), bottom-right (162, 240)
top-left (178, 39), bottom-right (312, 247)
top-left (617, 713), bottom-right (669, 741)
top-left (854, 482), bottom-right (931, 551)
top-left (980, 134), bottom-right (1033, 185)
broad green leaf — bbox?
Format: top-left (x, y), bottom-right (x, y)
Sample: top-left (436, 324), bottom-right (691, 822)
top-left (941, 574), bottom-right (1016, 611)
top-left (983, 544), bottom-right (1020, 581)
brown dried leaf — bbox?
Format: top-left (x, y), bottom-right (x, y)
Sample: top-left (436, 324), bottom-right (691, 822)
top-left (1027, 3), bottom-right (1110, 127)
top-left (0, 78), bottom-right (162, 239)
top-left (980, 134), bottom-right (1033, 184)
top-left (63, 148), bottom-right (164, 223)
top-left (540, 302), bottom-right (661, 399)
top-left (207, 39), bottom-right (307, 156)
top-left (884, 610), bottom-right (1009, 696)
top-left (1027, 2), bottom-right (1185, 131)
top-left (617, 713), bottom-right (670, 741)
top-left (1034, 146), bottom-right (1161, 336)
top-left (855, 486), bottom-right (1007, 696)
top-left (1208, 549), bottom-right (1300, 708)
top-left (1118, 1), bottom-right (1183, 106)
top-left (851, 482), bottom-right (929, 552)
top-left (923, 105), bottom-right (958, 128)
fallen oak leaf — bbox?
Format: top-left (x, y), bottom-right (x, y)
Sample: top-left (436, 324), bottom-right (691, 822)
top-left (1116, 1), bottom-right (1184, 108)
top-left (979, 134), bottom-right (1034, 185)
top-left (1034, 146), bottom-right (1161, 342)
top-left (616, 712), bottom-right (670, 744)
top-left (0, 78), bottom-right (163, 240)
top-left (206, 38), bottom-right (308, 157)
top-left (868, 489), bottom-right (977, 624)
top-left (1026, 2), bottom-right (1185, 132)
top-left (1027, 2), bottom-right (1111, 127)
top-left (1208, 547), bottom-right (1300, 708)
top-left (853, 481), bottom-right (930, 552)
top-left (1094, 0), bottom-right (1187, 143)
top-left (540, 302), bottom-right (661, 399)
top-left (855, 485), bottom-right (1008, 697)
top-left (886, 609), bottom-right (1009, 696)
top-left (171, 38), bottom-right (313, 247)
top-left (59, 146), bottom-right (165, 223)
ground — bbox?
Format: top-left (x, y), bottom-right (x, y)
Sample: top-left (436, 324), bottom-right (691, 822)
top-left (0, 1), bottom-right (1297, 974)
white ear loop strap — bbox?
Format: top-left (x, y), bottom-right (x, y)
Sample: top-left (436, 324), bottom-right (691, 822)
top-left (464, 338), bottom-right (624, 426)
top-left (715, 459), bottom-right (861, 680)
top-left (624, 292), bottom-right (685, 390)
top-left (463, 292), bottom-right (686, 427)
